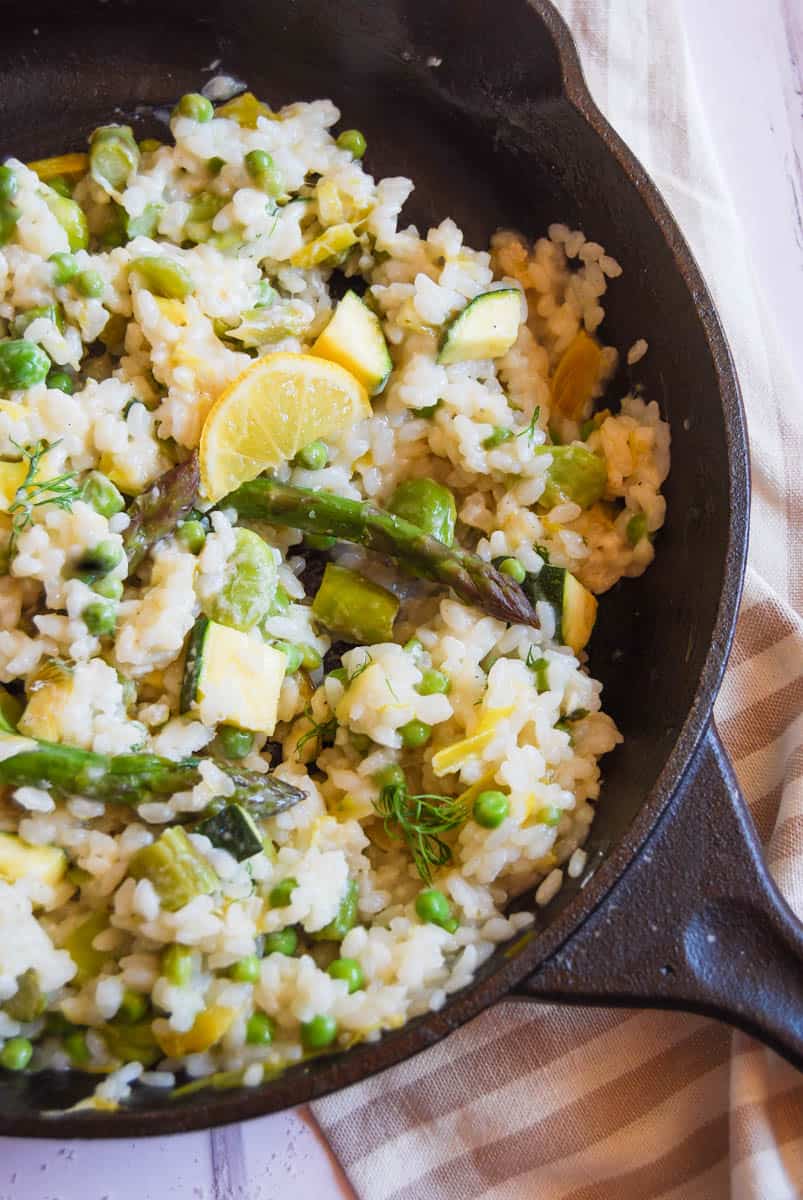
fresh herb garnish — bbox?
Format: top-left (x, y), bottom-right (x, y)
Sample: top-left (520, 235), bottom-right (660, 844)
top-left (295, 702), bottom-right (338, 757)
top-left (348, 652), bottom-right (372, 683)
top-left (516, 405), bottom-right (541, 444)
top-left (374, 780), bottom-right (468, 882)
top-left (8, 439), bottom-right (80, 550)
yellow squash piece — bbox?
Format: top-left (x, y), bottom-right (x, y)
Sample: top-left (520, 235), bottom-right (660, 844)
top-left (316, 178), bottom-right (345, 226)
top-left (0, 460), bottom-right (29, 511)
top-left (194, 621), bottom-right (287, 734)
top-left (19, 664), bottom-right (75, 742)
top-left (431, 707), bottom-right (515, 777)
top-left (550, 330), bottom-right (603, 420)
top-left (27, 153), bottom-right (89, 183)
top-left (199, 351), bottom-right (371, 502)
top-left (215, 92), bottom-right (274, 128)
top-left (0, 833), bottom-right (66, 888)
top-left (154, 1005), bottom-right (236, 1058)
top-left (290, 223), bottom-right (358, 269)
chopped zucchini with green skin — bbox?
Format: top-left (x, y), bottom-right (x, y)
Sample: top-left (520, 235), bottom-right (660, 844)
top-left (4, 969), bottom-right (45, 1021)
top-left (63, 911), bottom-right (113, 983)
top-left (196, 804), bottom-right (263, 862)
top-left (311, 879), bottom-right (359, 941)
top-left (181, 618), bottom-right (287, 734)
top-left (437, 289), bottom-right (521, 366)
top-left (0, 685), bottom-right (23, 731)
top-left (312, 563), bottom-right (399, 645)
top-left (41, 189), bottom-right (88, 252)
top-left (525, 565), bottom-right (597, 654)
top-left (0, 833), bottom-right (66, 888)
top-left (312, 290), bottom-right (392, 395)
top-left (536, 443), bottom-right (608, 510)
top-left (387, 478), bottom-right (456, 546)
top-left (102, 1021), bottom-right (161, 1067)
top-left (204, 528), bottom-right (278, 632)
top-left (128, 826), bottom-right (218, 911)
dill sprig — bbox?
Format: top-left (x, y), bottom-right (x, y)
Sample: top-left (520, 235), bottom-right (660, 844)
top-left (8, 439), bottom-right (80, 550)
top-left (374, 780), bottom-right (468, 882)
top-left (295, 702), bottom-right (338, 757)
top-left (516, 404), bottom-right (541, 444)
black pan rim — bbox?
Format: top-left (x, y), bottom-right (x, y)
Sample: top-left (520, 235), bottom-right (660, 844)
top-left (2, 0), bottom-right (750, 1137)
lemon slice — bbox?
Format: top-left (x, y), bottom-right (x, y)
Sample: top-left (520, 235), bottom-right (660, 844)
top-left (199, 351), bottom-right (371, 502)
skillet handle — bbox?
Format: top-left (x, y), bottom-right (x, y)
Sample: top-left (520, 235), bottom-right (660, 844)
top-left (515, 724), bottom-right (803, 1070)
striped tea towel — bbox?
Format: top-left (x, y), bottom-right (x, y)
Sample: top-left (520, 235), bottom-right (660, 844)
top-left (310, 2), bottom-right (803, 1196)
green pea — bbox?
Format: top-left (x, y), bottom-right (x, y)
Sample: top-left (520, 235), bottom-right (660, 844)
top-left (47, 175), bottom-right (72, 199)
top-left (473, 790), bottom-right (509, 829)
top-left (415, 888), bottom-right (458, 933)
top-left (76, 538), bottom-right (123, 580)
top-left (130, 256), bottom-right (193, 300)
top-left (0, 166), bottom-right (18, 202)
top-left (301, 1014), bottom-right (338, 1050)
top-left (64, 1030), bottom-right (90, 1066)
top-left (262, 927), bottom-right (298, 956)
top-left (0, 1036), bottom-right (33, 1071)
top-left (0, 203), bottom-right (20, 248)
top-left (399, 719), bottom-right (431, 749)
top-left (228, 954), bottom-right (261, 983)
top-left (203, 527), bottom-right (277, 632)
top-left (295, 439), bottom-right (328, 470)
top-left (416, 668), bottom-right (450, 696)
top-left (75, 269), bottom-right (104, 298)
top-left (327, 957), bottom-right (364, 993)
top-left (139, 138), bottom-right (163, 154)
top-left (41, 190), bottom-right (89, 252)
top-left (349, 731), bottom-right (372, 755)
top-left (271, 641), bottom-right (303, 674)
top-left (81, 471), bottom-right (125, 518)
top-left (93, 576), bottom-right (123, 601)
top-left (305, 533), bottom-right (337, 551)
top-left (535, 805), bottom-right (562, 826)
top-left (207, 156), bottom-right (225, 176)
top-left (403, 637), bottom-right (424, 658)
top-left (299, 643), bottom-right (322, 671)
top-left (161, 944), bottom-right (194, 986)
top-left (116, 988), bottom-right (148, 1025)
top-left (49, 251), bottom-right (79, 285)
top-left (245, 1012), bottom-right (276, 1045)
top-left (269, 877), bottom-right (298, 908)
top-left (184, 191), bottom-right (225, 243)
top-left (82, 600), bottom-right (117, 636)
top-left (336, 129), bottom-right (367, 159)
top-left (46, 369), bottom-right (74, 394)
top-left (177, 519), bottom-right (206, 554)
top-left (0, 339), bottom-right (51, 391)
top-left (373, 763), bottom-right (405, 791)
top-left (89, 125), bottom-right (140, 192)
top-left (174, 93), bottom-right (214, 123)
top-left (244, 149), bottom-right (282, 197)
top-left (499, 557), bottom-right (526, 583)
top-left (387, 478), bottom-right (456, 546)
top-left (218, 726), bottom-right (254, 760)
top-left (626, 512), bottom-right (648, 546)
top-left (483, 426), bottom-right (513, 449)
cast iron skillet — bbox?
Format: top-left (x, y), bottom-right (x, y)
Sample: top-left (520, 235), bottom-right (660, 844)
top-left (0, 0), bottom-right (800, 1137)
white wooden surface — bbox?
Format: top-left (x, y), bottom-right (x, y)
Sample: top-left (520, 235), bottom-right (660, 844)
top-left (2, 3), bottom-right (801, 1197)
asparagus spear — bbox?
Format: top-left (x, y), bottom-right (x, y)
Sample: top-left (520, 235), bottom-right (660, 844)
top-left (0, 738), bottom-right (303, 815)
top-left (225, 480), bottom-right (539, 628)
top-left (123, 452), bottom-right (200, 571)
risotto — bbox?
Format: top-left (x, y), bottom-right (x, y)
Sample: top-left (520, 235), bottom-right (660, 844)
top-left (0, 86), bottom-right (669, 1105)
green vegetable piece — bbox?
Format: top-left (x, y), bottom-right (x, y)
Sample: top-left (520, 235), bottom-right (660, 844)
top-left (115, 988), bottom-right (149, 1025)
top-left (403, 637), bottom-right (423, 658)
top-left (349, 731), bottom-right (372, 755)
top-left (161, 943), bottom-right (194, 986)
top-left (177, 519), bottom-right (206, 554)
top-left (327, 957), bottom-right (364, 993)
top-left (270, 641), bottom-right (303, 674)
top-left (0, 166), bottom-right (18, 202)
top-left (305, 533), bottom-right (337, 551)
top-left (294, 439), bottom-right (328, 471)
top-left (203, 527), bottom-right (277, 632)
top-left (46, 176), bottom-right (72, 198)
top-left (123, 453), bottom-right (201, 570)
top-left (4, 969), bottom-right (45, 1022)
top-left (89, 125), bottom-right (140, 193)
top-left (82, 599), bottom-right (117, 636)
top-left (537, 444), bottom-right (607, 510)
top-left (336, 130), bottom-right (367, 159)
top-left (416, 668), bottom-right (450, 696)
top-left (126, 202), bottom-right (163, 240)
top-left (139, 138), bottom-right (162, 154)
top-left (262, 927), bottom-right (298, 956)
top-left (0, 200), bottom-right (21, 247)
top-left (63, 911), bottom-right (112, 983)
top-left (245, 1012), bottom-right (276, 1045)
top-left (64, 1029), bottom-right (90, 1066)
top-left (482, 426), bottom-right (513, 449)
top-left (415, 887), bottom-right (458, 933)
top-left (128, 825), bottom-right (219, 911)
top-left (472, 790), bottom-right (509, 829)
top-left (299, 644), bottom-right (322, 671)
top-left (312, 563), bottom-right (399, 645)
top-left (527, 654), bottom-right (550, 694)
top-left (81, 471), bottom-right (125, 518)
top-left (184, 191), bottom-right (225, 243)
top-left (74, 269), bottom-right (104, 298)
top-left (130, 256), bottom-right (193, 300)
top-left (244, 149), bottom-right (282, 197)
top-left (269, 877), bottom-right (298, 908)
top-left (48, 251), bottom-right (79, 285)
top-left (301, 1014), bottom-right (337, 1050)
top-left (499, 557), bottom-right (526, 583)
top-left (46, 369), bottom-right (74, 394)
top-left (76, 538), bottom-right (123, 581)
top-left (218, 726), bottom-right (254, 760)
top-left (102, 1021), bottom-right (160, 1067)
top-left (399, 719), bottom-right (431, 749)
top-left (328, 667), bottom-right (348, 685)
top-left (387, 478), bottom-right (456, 547)
top-left (311, 879), bottom-right (359, 942)
top-left (373, 763), bottom-right (405, 791)
top-left (41, 189), bottom-right (88, 252)
top-left (93, 577), bottom-right (123, 601)
top-left (12, 303), bottom-right (64, 338)
top-left (207, 156), bottom-right (225, 176)
top-left (535, 805), bottom-right (562, 826)
top-left (1, 1036), bottom-right (33, 1071)
top-left (174, 93), bottom-right (214, 123)
top-left (0, 339), bottom-right (51, 391)
top-left (196, 803), bottom-right (263, 862)
top-left (0, 686), bottom-right (23, 733)
top-left (228, 955), bottom-right (260, 983)
top-left (626, 512), bottom-right (648, 546)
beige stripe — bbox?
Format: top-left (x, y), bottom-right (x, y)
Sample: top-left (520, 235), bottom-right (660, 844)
top-left (383, 1024), bottom-right (731, 1200)
top-left (732, 1137), bottom-right (803, 1200)
top-left (776, 397), bottom-right (803, 615)
top-left (732, 1083), bottom-right (803, 1164)
top-left (720, 676), bottom-right (803, 762)
top-left (717, 631), bottom-right (803, 729)
top-left (730, 596), bottom-right (800, 667)
top-left (768, 811), bottom-right (803, 868)
top-left (724, 712), bottom-right (803, 821)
